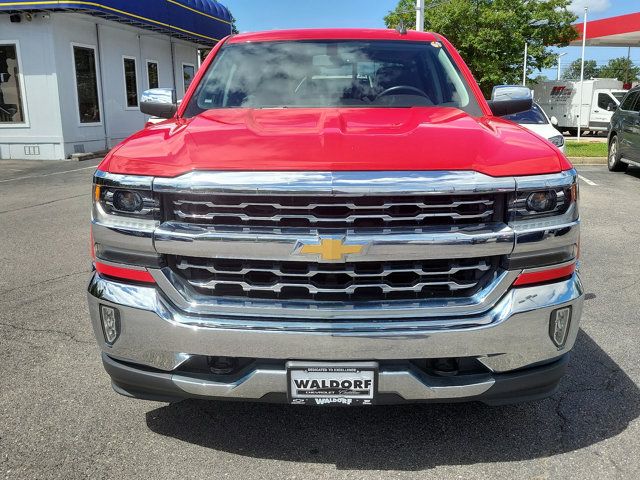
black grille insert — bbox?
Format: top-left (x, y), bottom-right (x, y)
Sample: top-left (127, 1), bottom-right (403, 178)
top-left (169, 256), bottom-right (501, 302)
top-left (166, 193), bottom-right (504, 229)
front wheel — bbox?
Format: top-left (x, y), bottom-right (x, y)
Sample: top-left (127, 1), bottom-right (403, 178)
top-left (608, 135), bottom-right (627, 172)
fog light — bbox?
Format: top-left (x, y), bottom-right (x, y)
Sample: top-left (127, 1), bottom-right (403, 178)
top-left (527, 190), bottom-right (557, 212)
top-left (100, 305), bottom-right (120, 345)
top-left (549, 306), bottom-right (572, 348)
top-left (112, 190), bottom-right (144, 212)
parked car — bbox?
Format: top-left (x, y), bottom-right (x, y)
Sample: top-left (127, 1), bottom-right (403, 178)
top-left (89, 28), bottom-right (582, 407)
top-left (502, 102), bottom-right (565, 153)
top-left (608, 85), bottom-right (640, 172)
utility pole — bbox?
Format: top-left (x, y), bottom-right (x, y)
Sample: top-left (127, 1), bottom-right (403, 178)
top-left (522, 42), bottom-right (528, 85)
top-left (577, 7), bottom-right (588, 142)
top-left (416, 0), bottom-right (425, 32)
top-left (625, 46), bottom-right (631, 86)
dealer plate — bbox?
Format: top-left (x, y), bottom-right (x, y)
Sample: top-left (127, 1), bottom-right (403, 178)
top-left (286, 361), bottom-right (378, 406)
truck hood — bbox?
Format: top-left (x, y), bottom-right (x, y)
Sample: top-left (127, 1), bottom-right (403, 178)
top-left (102, 107), bottom-right (568, 177)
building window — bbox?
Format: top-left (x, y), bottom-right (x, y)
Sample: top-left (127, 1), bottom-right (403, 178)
top-left (0, 43), bottom-right (26, 124)
top-left (183, 63), bottom-right (195, 92)
top-left (146, 60), bottom-right (159, 89)
top-left (72, 45), bottom-right (101, 124)
top-left (123, 57), bottom-right (138, 108)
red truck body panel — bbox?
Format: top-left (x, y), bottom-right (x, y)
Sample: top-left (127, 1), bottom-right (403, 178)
top-left (226, 28), bottom-right (439, 44)
top-left (101, 107), bottom-right (566, 177)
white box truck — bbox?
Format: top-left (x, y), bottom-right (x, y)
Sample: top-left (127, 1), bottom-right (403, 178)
top-left (532, 79), bottom-right (627, 135)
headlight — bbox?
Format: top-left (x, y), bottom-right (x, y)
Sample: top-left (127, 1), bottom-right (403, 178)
top-left (510, 177), bottom-right (578, 221)
top-left (549, 134), bottom-right (565, 148)
top-left (526, 190), bottom-right (557, 212)
top-left (112, 190), bottom-right (144, 212)
top-left (93, 185), bottom-right (158, 219)
top-left (91, 172), bottom-right (162, 268)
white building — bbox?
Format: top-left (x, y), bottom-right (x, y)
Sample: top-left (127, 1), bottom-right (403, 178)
top-left (0, 0), bottom-right (232, 160)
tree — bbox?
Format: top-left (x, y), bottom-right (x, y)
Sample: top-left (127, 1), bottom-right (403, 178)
top-left (528, 74), bottom-right (549, 86)
top-left (598, 57), bottom-right (640, 83)
top-left (562, 59), bottom-right (599, 80)
top-left (200, 12), bottom-right (238, 62)
top-left (384, 0), bottom-right (578, 96)
top-left (229, 13), bottom-right (239, 35)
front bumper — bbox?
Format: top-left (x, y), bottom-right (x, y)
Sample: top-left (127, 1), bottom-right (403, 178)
top-left (88, 272), bottom-right (584, 404)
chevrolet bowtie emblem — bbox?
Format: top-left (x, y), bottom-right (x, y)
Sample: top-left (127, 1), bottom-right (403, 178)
top-left (299, 238), bottom-right (366, 261)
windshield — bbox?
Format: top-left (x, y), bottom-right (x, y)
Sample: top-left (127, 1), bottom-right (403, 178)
top-left (612, 91), bottom-right (626, 103)
top-left (502, 104), bottom-right (548, 125)
top-left (183, 40), bottom-right (481, 115)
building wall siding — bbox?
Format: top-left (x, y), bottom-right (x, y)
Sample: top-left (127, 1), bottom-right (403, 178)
top-left (1, 12), bottom-right (201, 160)
top-left (0, 13), bottom-right (65, 160)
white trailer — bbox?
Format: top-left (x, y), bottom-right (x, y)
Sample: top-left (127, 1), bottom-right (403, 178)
top-left (532, 79), bottom-right (627, 134)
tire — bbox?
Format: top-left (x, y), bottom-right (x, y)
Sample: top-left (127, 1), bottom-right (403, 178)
top-left (608, 135), bottom-right (627, 172)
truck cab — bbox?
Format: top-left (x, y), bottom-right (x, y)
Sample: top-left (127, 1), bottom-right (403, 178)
top-left (88, 29), bottom-right (583, 407)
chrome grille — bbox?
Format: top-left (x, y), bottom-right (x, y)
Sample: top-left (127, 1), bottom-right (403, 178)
top-left (170, 256), bottom-right (500, 302)
top-left (167, 193), bottom-right (502, 229)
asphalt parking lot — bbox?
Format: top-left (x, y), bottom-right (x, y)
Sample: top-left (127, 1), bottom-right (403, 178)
top-left (1, 161), bottom-right (639, 479)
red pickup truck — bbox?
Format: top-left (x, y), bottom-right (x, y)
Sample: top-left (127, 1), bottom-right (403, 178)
top-left (88, 29), bottom-right (582, 406)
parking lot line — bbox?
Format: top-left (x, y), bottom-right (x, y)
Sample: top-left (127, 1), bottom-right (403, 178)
top-left (0, 165), bottom-right (97, 184)
top-left (578, 174), bottom-right (598, 186)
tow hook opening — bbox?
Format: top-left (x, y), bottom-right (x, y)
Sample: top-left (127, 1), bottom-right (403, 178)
top-left (416, 357), bottom-right (490, 377)
top-left (207, 356), bottom-right (239, 375)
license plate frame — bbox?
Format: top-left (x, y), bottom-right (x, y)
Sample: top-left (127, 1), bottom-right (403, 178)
top-left (286, 361), bottom-right (378, 406)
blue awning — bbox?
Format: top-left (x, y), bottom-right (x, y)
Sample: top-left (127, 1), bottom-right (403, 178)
top-left (0, 0), bottom-right (232, 45)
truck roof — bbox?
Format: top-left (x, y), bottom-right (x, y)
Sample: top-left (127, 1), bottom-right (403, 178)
top-left (227, 28), bottom-right (440, 44)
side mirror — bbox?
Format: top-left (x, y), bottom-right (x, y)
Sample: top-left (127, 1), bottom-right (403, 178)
top-left (488, 85), bottom-right (533, 116)
top-left (550, 116), bottom-right (558, 126)
top-left (140, 88), bottom-right (177, 118)
top-left (607, 103), bottom-right (616, 112)
top-left (488, 98), bottom-right (533, 116)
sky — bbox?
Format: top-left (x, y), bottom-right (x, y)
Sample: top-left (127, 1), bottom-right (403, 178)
top-left (222, 0), bottom-right (640, 81)
top-left (551, 0), bottom-right (640, 79)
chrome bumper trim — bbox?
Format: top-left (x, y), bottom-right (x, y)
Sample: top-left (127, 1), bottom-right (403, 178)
top-left (154, 222), bottom-right (515, 261)
top-left (153, 170), bottom-right (517, 195)
top-left (94, 170), bottom-right (154, 190)
top-left (169, 365), bottom-right (494, 401)
top-left (91, 221), bottom-right (156, 254)
top-left (172, 368), bottom-right (288, 399)
top-left (88, 272), bottom-right (584, 373)
top-left (514, 169), bottom-right (577, 190)
top-left (151, 267), bottom-right (520, 319)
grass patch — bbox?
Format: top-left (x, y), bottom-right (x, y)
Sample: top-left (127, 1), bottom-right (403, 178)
top-left (565, 141), bottom-right (608, 158)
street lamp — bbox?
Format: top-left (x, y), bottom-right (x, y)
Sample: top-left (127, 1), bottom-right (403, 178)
top-left (557, 52), bottom-right (568, 80)
top-left (523, 19), bottom-right (550, 85)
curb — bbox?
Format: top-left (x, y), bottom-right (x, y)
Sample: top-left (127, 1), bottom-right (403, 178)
top-left (69, 150), bottom-right (108, 161)
top-left (567, 156), bottom-right (607, 165)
